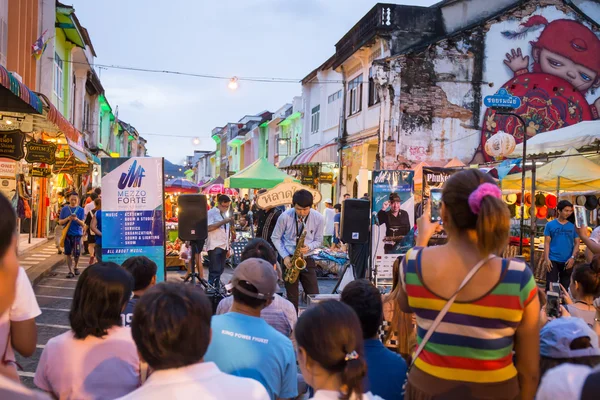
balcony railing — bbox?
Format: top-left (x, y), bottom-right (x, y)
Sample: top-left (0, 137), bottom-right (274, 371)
top-left (333, 4), bottom-right (395, 68)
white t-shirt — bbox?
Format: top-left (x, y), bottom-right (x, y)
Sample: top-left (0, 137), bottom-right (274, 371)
top-left (537, 364), bottom-right (591, 400)
top-left (35, 326), bottom-right (140, 400)
top-left (84, 201), bottom-right (95, 217)
top-left (311, 390), bottom-right (384, 400)
top-left (0, 267), bottom-right (42, 372)
top-left (117, 361), bottom-right (269, 400)
top-left (323, 208), bottom-right (335, 236)
top-left (206, 207), bottom-right (229, 251)
top-left (590, 227), bottom-right (600, 243)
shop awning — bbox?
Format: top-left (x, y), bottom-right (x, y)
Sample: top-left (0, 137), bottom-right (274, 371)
top-left (225, 158), bottom-right (298, 189)
top-left (502, 148), bottom-right (600, 192)
top-left (510, 121), bottom-right (600, 158)
top-left (294, 141), bottom-right (338, 165)
top-left (278, 153), bottom-right (299, 168)
top-left (66, 138), bottom-right (89, 164)
top-left (0, 65), bottom-right (43, 114)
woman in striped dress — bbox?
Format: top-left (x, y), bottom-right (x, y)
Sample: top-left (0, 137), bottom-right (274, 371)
top-left (395, 169), bottom-right (540, 400)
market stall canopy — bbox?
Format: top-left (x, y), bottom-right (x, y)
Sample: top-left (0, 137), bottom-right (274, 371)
top-left (444, 158), bottom-right (466, 168)
top-left (199, 175), bottom-right (223, 189)
top-left (165, 178), bottom-right (199, 194)
top-left (502, 148), bottom-right (600, 192)
top-left (203, 183), bottom-right (237, 196)
top-left (225, 158), bottom-right (298, 189)
top-left (510, 121), bottom-right (600, 157)
top-left (0, 65), bottom-right (43, 114)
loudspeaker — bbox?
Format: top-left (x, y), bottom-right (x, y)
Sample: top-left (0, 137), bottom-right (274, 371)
top-left (178, 194), bottom-right (208, 241)
top-left (341, 199), bottom-right (370, 244)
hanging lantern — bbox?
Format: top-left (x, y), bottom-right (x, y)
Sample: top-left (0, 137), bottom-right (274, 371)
top-left (484, 131), bottom-right (516, 158)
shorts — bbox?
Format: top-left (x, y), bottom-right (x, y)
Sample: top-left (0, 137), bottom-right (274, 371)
top-left (64, 235), bottom-right (82, 257)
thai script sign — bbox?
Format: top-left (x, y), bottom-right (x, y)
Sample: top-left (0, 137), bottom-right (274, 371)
top-left (256, 180), bottom-right (322, 209)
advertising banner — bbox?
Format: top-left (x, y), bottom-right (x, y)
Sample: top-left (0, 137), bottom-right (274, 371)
top-left (0, 158), bottom-right (16, 200)
top-left (420, 167), bottom-right (458, 243)
top-left (101, 157), bottom-right (165, 281)
top-left (371, 170), bottom-right (415, 284)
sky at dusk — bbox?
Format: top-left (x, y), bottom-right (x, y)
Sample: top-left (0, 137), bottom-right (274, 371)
top-left (69, 0), bottom-right (439, 163)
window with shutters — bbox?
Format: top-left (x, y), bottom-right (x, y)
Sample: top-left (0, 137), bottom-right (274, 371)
top-left (54, 53), bottom-right (64, 100)
top-left (368, 67), bottom-right (380, 107)
top-left (311, 105), bottom-right (320, 134)
top-left (348, 75), bottom-right (363, 116)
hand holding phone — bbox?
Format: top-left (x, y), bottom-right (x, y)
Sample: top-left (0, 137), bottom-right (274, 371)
top-left (546, 291), bottom-right (561, 318)
top-left (429, 189), bottom-right (443, 224)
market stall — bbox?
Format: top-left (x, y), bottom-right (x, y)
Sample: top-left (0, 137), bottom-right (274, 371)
top-left (225, 157), bottom-right (298, 189)
top-left (164, 177), bottom-right (200, 269)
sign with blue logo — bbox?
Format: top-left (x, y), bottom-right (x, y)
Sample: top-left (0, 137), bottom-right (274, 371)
top-left (101, 157), bottom-right (166, 281)
top-left (484, 88), bottom-right (521, 109)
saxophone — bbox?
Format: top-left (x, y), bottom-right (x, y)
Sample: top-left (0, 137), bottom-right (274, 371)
top-left (284, 230), bottom-right (307, 284)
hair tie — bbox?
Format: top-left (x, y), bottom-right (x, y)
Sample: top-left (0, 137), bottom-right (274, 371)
top-left (344, 351), bottom-right (359, 362)
top-left (468, 183), bottom-right (502, 215)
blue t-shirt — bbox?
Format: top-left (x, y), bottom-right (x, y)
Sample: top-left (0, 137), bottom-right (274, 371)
top-left (120, 296), bottom-right (139, 327)
top-left (544, 219), bottom-right (578, 262)
top-left (59, 205), bottom-right (85, 236)
top-left (363, 339), bottom-right (407, 400)
top-left (204, 312), bottom-right (297, 400)
top-left (95, 211), bottom-right (102, 246)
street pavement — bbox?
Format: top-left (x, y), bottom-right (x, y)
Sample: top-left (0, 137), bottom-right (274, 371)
top-left (17, 251), bottom-right (338, 389)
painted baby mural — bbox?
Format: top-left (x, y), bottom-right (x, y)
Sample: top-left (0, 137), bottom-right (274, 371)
top-left (481, 16), bottom-right (600, 160)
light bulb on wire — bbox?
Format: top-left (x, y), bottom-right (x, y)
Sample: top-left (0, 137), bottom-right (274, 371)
top-left (192, 137), bottom-right (200, 146)
top-left (228, 77), bottom-right (239, 90)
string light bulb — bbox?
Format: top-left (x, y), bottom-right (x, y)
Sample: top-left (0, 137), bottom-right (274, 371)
top-left (228, 77), bottom-right (239, 90)
top-left (192, 137), bottom-right (200, 146)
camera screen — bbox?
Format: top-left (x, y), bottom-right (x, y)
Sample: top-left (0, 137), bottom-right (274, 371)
top-left (546, 291), bottom-right (560, 318)
top-left (430, 189), bottom-right (443, 224)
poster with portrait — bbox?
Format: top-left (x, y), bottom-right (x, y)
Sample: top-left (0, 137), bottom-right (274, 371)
top-left (421, 167), bottom-right (458, 243)
top-left (371, 170), bottom-right (415, 284)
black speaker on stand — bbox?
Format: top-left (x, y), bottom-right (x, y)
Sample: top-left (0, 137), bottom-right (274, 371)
top-left (339, 199), bottom-right (371, 285)
top-left (178, 195), bottom-right (208, 285)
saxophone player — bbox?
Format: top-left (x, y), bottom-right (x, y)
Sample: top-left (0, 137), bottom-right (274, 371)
top-left (271, 190), bottom-right (324, 312)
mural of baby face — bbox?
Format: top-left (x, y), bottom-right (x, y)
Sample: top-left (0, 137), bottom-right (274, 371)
top-left (534, 47), bottom-right (600, 92)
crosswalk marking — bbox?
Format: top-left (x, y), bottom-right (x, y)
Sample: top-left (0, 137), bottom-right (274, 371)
top-left (17, 371), bottom-right (35, 378)
top-left (45, 278), bottom-right (79, 282)
top-left (37, 323), bottom-right (70, 329)
top-left (40, 307), bottom-right (70, 312)
top-left (20, 261), bottom-right (39, 265)
top-left (35, 295), bottom-right (72, 300)
top-left (36, 344), bottom-right (45, 349)
top-left (37, 285), bottom-right (75, 290)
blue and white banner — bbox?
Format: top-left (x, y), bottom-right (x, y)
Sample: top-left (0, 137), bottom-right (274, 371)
top-left (101, 157), bottom-right (165, 281)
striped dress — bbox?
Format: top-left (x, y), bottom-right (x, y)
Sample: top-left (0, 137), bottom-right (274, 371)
top-left (401, 248), bottom-right (537, 384)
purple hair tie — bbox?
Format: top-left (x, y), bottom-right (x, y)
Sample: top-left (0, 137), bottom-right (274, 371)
top-left (468, 183), bottom-right (502, 215)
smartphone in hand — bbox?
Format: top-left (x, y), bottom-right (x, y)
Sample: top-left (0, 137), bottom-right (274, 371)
top-left (546, 291), bottom-right (561, 318)
top-left (430, 188), bottom-right (443, 224)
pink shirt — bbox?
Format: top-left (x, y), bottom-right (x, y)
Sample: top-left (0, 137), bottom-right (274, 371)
top-left (34, 326), bottom-right (140, 400)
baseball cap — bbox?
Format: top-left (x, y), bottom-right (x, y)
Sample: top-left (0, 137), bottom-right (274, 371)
top-left (232, 258), bottom-right (278, 300)
top-left (325, 198), bottom-right (332, 204)
top-left (540, 317), bottom-right (600, 359)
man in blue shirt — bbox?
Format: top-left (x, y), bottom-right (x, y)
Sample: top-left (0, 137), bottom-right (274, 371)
top-left (204, 258), bottom-right (297, 400)
top-left (544, 200), bottom-right (580, 291)
top-left (271, 189), bottom-right (324, 311)
top-left (58, 192), bottom-right (85, 278)
top-left (341, 279), bottom-right (407, 400)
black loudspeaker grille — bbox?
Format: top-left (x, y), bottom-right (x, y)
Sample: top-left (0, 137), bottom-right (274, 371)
top-left (341, 199), bottom-right (370, 244)
top-left (178, 194), bottom-right (208, 241)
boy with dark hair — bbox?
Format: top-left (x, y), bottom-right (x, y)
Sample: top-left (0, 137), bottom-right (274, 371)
top-left (58, 192), bottom-right (85, 278)
top-left (204, 258), bottom-right (297, 400)
top-left (120, 283), bottom-right (269, 399)
top-left (120, 256), bottom-right (157, 327)
top-left (272, 189), bottom-right (324, 310)
top-left (544, 200), bottom-right (580, 290)
top-left (341, 279), bottom-right (407, 400)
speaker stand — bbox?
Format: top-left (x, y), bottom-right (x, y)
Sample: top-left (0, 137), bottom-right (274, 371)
top-left (184, 240), bottom-right (205, 285)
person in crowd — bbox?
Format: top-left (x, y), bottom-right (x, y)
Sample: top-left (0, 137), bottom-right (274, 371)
top-left (84, 198), bottom-right (100, 265)
top-left (34, 263), bottom-right (139, 399)
top-left (82, 193), bottom-right (98, 256)
top-left (537, 364), bottom-right (594, 400)
top-left (0, 264), bottom-right (41, 381)
top-left (332, 203), bottom-right (342, 250)
top-left (53, 191), bottom-right (66, 255)
top-left (272, 189), bottom-right (324, 311)
top-left (240, 193), bottom-right (250, 216)
top-left (395, 169), bottom-right (540, 400)
top-left (204, 258), bottom-right (297, 400)
top-left (341, 279), bottom-right (407, 400)
top-left (295, 300), bottom-right (383, 400)
top-left (382, 257), bottom-right (416, 362)
top-left (90, 202), bottom-right (103, 263)
top-left (377, 193), bottom-right (411, 253)
top-left (0, 181), bottom-right (48, 399)
top-left (539, 316), bottom-right (600, 377)
top-left (207, 194), bottom-right (233, 287)
top-left (585, 221), bottom-right (600, 262)
top-left (560, 257), bottom-right (600, 327)
top-left (94, 187), bottom-right (101, 197)
top-left (544, 200), bottom-right (580, 291)
top-left (118, 283), bottom-right (270, 399)
top-left (121, 256), bottom-right (157, 327)
top-left (58, 192), bottom-right (85, 278)
top-left (216, 238), bottom-right (297, 339)
top-left (255, 189), bottom-right (283, 250)
top-left (322, 199), bottom-right (335, 247)
top-left (343, 193), bottom-right (350, 201)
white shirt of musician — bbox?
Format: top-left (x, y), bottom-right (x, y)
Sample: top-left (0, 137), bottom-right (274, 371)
top-left (206, 207), bottom-right (230, 251)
